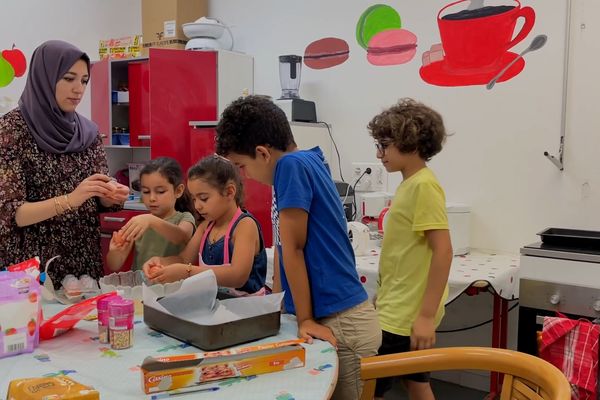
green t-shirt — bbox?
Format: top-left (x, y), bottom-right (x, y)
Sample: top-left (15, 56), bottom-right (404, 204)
top-left (132, 211), bottom-right (196, 271)
top-left (377, 167), bottom-right (449, 336)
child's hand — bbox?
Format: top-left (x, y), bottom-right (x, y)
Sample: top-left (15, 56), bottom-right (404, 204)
top-left (121, 214), bottom-right (155, 242)
top-left (109, 231), bottom-right (129, 251)
top-left (298, 319), bottom-right (338, 349)
top-left (142, 257), bottom-right (163, 279)
top-left (410, 315), bottom-right (436, 351)
top-left (148, 263), bottom-right (188, 284)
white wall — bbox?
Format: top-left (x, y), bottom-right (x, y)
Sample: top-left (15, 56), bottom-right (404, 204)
top-left (0, 0), bottom-right (142, 118)
top-left (209, 0), bottom-right (600, 254)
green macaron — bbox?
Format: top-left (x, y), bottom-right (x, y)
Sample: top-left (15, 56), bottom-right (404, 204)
top-left (356, 4), bottom-right (402, 49)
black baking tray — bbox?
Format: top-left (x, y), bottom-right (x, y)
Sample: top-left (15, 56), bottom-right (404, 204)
top-left (144, 291), bottom-right (281, 351)
top-left (538, 228), bottom-right (600, 249)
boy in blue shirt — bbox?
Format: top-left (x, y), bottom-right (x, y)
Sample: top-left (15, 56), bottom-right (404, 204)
top-left (216, 96), bottom-right (381, 400)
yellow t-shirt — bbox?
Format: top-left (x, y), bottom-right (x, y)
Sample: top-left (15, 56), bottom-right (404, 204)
top-left (377, 167), bottom-right (449, 336)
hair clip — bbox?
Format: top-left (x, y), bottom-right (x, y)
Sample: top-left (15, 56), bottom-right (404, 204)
top-left (212, 153), bottom-right (231, 163)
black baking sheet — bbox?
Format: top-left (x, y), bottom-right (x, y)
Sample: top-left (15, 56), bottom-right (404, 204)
top-left (538, 228), bottom-right (600, 249)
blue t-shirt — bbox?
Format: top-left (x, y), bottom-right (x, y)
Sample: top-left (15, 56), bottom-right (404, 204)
top-left (274, 147), bottom-right (367, 319)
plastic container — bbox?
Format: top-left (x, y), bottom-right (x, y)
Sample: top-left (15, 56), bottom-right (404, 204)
top-left (97, 294), bottom-right (121, 344)
top-left (109, 299), bottom-right (134, 350)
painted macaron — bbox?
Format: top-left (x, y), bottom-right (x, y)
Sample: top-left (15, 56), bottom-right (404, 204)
top-left (367, 29), bottom-right (417, 66)
top-left (356, 4), bottom-right (402, 50)
top-left (304, 37), bottom-right (350, 70)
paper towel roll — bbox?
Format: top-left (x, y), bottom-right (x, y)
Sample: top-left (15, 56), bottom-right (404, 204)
top-left (348, 221), bottom-right (370, 256)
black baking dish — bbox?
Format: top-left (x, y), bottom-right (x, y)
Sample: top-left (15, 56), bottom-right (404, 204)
top-left (537, 227), bottom-right (600, 249)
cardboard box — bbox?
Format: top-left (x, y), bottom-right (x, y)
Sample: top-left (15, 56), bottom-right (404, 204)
top-left (141, 0), bottom-right (207, 55)
top-left (99, 35), bottom-right (142, 60)
top-left (6, 376), bottom-right (99, 399)
top-left (141, 339), bottom-right (306, 394)
top-left (128, 162), bottom-right (146, 198)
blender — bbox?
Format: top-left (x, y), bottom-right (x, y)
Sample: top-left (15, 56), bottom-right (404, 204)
top-left (279, 55), bottom-right (302, 99)
top-left (275, 54), bottom-right (316, 122)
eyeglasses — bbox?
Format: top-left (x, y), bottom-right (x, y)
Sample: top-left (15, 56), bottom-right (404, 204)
top-left (375, 141), bottom-right (392, 154)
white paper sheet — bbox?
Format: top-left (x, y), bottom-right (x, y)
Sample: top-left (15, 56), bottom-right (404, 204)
top-left (143, 270), bottom-right (284, 326)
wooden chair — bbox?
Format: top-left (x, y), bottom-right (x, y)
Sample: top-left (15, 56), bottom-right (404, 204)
top-left (360, 347), bottom-right (571, 400)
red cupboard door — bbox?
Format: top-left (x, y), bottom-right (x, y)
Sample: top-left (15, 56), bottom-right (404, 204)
top-left (90, 58), bottom-right (110, 145)
top-left (128, 61), bottom-right (151, 147)
top-left (189, 126), bottom-right (272, 248)
top-left (244, 177), bottom-right (273, 248)
top-left (189, 125), bottom-right (216, 166)
top-left (149, 49), bottom-right (218, 174)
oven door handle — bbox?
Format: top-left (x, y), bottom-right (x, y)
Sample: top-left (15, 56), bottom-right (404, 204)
top-left (536, 315), bottom-right (546, 325)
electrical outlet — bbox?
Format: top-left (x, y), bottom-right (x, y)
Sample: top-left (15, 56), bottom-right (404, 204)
top-left (352, 162), bottom-right (387, 192)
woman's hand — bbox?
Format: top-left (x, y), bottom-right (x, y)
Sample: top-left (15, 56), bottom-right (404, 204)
top-left (69, 174), bottom-right (115, 207)
top-left (101, 180), bottom-right (130, 206)
top-left (120, 214), bottom-right (156, 242)
top-left (148, 263), bottom-right (188, 284)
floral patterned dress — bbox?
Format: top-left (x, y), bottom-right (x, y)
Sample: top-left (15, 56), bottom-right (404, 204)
top-left (0, 108), bottom-right (116, 288)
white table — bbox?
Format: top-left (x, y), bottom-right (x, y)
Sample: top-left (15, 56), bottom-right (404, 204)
top-left (0, 304), bottom-right (338, 400)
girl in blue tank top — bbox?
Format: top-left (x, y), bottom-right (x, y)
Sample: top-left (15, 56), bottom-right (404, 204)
top-left (143, 155), bottom-right (267, 295)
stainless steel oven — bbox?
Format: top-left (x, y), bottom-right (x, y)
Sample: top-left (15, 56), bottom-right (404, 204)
top-left (517, 241), bottom-right (600, 355)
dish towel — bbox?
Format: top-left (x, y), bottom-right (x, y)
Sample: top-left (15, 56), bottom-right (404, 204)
top-left (539, 315), bottom-right (600, 400)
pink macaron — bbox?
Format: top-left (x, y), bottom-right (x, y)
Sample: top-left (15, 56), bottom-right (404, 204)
top-left (367, 29), bottom-right (417, 66)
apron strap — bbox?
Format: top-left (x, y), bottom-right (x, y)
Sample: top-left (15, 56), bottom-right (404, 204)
top-left (198, 207), bottom-right (243, 265)
top-left (223, 207), bottom-right (243, 264)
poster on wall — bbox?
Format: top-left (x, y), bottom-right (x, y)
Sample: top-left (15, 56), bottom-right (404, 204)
top-left (419, 0), bottom-right (547, 88)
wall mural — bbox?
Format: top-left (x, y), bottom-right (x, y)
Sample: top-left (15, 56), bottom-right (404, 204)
top-left (0, 44), bottom-right (27, 88)
top-left (420, 0), bottom-right (543, 87)
top-left (297, 1), bottom-right (546, 88)
top-left (304, 38), bottom-right (350, 70)
top-left (355, 4), bottom-right (417, 66)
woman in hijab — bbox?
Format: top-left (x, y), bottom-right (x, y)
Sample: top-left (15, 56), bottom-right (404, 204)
top-left (0, 40), bottom-right (129, 287)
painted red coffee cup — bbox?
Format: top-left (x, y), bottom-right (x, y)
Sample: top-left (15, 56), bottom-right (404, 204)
top-left (437, 0), bottom-right (535, 72)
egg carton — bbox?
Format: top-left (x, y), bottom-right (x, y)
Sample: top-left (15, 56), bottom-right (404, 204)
top-left (99, 270), bottom-right (182, 300)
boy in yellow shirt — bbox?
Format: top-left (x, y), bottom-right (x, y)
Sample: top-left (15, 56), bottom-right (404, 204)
top-left (369, 99), bottom-right (453, 400)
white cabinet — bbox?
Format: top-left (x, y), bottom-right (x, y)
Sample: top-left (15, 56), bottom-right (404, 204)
top-left (290, 122), bottom-right (338, 179)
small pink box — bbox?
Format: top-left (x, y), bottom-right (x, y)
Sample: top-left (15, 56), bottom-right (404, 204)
top-left (0, 271), bottom-right (41, 358)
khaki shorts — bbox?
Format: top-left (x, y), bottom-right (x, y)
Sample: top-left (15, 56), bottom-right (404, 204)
top-left (320, 300), bottom-right (382, 400)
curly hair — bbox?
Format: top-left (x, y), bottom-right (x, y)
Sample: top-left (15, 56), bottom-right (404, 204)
top-left (368, 98), bottom-right (447, 161)
top-left (215, 95), bottom-right (296, 157)
top-left (188, 154), bottom-right (244, 208)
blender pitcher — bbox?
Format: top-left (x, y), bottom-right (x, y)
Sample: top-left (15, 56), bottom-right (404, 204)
top-left (279, 55), bottom-right (302, 99)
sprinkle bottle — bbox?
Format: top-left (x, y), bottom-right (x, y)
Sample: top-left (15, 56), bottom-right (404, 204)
top-left (97, 294), bottom-right (121, 344)
top-left (108, 299), bottom-right (134, 350)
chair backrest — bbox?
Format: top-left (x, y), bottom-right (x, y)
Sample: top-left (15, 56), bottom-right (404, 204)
top-left (360, 347), bottom-right (571, 400)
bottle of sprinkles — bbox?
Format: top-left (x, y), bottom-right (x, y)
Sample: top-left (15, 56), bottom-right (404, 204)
top-left (108, 299), bottom-right (134, 350)
top-left (97, 294), bottom-right (121, 344)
